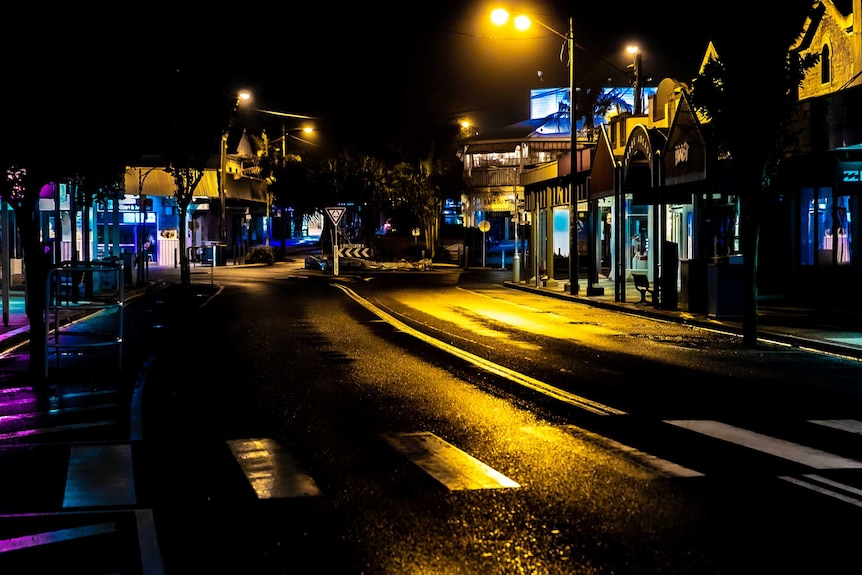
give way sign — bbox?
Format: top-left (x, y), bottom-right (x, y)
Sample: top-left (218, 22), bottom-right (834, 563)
top-left (326, 206), bottom-right (345, 226)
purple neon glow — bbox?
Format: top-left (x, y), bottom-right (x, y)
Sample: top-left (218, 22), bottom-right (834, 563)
top-left (0, 521), bottom-right (118, 553)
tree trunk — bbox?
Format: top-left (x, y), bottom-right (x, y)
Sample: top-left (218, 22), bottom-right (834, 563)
top-left (18, 215), bottom-right (48, 381)
top-left (179, 206), bottom-right (190, 289)
top-left (738, 165), bottom-right (763, 348)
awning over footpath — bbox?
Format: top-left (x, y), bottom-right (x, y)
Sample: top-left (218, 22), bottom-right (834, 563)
top-left (123, 168), bottom-right (267, 202)
top-left (124, 168), bottom-right (216, 198)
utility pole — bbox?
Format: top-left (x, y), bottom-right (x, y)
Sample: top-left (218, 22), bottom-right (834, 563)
top-left (219, 131), bottom-right (228, 243)
top-left (568, 16), bottom-right (579, 294)
top-left (628, 46), bottom-right (643, 115)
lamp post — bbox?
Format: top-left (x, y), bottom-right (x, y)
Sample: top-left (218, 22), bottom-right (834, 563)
top-left (627, 45), bottom-right (643, 115)
top-left (236, 90), bottom-right (317, 247)
top-left (512, 207), bottom-right (521, 283)
top-left (218, 131), bottom-right (227, 244)
top-left (268, 125), bottom-right (316, 246)
top-left (136, 166), bottom-right (162, 287)
top-left (491, 9), bottom-right (577, 293)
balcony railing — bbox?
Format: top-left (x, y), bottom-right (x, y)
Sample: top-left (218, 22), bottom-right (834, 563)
top-left (466, 168), bottom-right (520, 188)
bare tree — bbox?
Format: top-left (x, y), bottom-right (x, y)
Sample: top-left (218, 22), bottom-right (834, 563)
top-left (163, 166), bottom-right (205, 289)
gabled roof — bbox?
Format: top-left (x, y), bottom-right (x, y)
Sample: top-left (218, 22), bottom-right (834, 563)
top-left (698, 42), bottom-right (720, 75)
top-left (590, 124), bottom-right (619, 197)
top-left (789, 1), bottom-right (852, 52)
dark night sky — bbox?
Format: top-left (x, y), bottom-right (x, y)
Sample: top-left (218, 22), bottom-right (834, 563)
top-left (6, 1), bottom-right (816, 160)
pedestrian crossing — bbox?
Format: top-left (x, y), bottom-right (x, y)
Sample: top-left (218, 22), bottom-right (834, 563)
top-left (3, 416), bottom-right (862, 570)
top-left (4, 418), bottom-right (862, 507)
top-left (218, 421), bottom-right (862, 507)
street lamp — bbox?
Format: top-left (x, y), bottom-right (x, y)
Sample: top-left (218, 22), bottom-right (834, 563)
top-left (491, 9), bottom-right (577, 293)
top-left (236, 90), bottom-right (318, 246)
top-left (135, 166), bottom-right (163, 287)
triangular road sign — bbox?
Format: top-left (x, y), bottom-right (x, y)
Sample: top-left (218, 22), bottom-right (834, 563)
top-left (326, 206), bottom-right (345, 226)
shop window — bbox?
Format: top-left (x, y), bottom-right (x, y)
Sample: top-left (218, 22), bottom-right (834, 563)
top-left (800, 187), bottom-right (815, 265)
top-left (628, 205), bottom-right (649, 270)
top-left (702, 202), bottom-right (738, 259)
top-left (822, 194), bottom-right (852, 265)
top-left (802, 187), bottom-right (854, 267)
top-left (552, 206), bottom-right (570, 258)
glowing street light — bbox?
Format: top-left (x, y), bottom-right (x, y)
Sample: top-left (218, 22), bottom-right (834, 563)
top-left (235, 90), bottom-right (319, 246)
top-left (491, 8), bottom-right (579, 293)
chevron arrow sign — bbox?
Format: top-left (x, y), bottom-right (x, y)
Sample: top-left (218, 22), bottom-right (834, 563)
top-left (338, 246), bottom-right (372, 258)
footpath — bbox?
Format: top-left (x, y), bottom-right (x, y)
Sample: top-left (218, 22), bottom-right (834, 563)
top-left (503, 272), bottom-right (862, 361)
top-left (0, 261), bottom-right (219, 574)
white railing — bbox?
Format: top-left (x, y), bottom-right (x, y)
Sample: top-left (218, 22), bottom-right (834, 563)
top-left (44, 261), bottom-right (125, 378)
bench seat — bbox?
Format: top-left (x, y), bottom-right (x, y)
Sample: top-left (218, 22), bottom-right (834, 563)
top-left (631, 272), bottom-right (653, 303)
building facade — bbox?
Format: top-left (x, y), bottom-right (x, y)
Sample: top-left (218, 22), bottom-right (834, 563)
top-left (13, 139), bottom-right (273, 287)
top-left (461, 0), bottom-right (862, 318)
top-left (778, 0), bottom-right (862, 307)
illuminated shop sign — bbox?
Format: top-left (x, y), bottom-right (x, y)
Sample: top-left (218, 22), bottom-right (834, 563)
top-left (674, 141), bottom-right (689, 165)
top-left (837, 161), bottom-right (862, 192)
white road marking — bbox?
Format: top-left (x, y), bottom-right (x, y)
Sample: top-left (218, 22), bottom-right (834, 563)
top-left (664, 420), bottom-right (862, 469)
top-left (63, 443), bottom-right (136, 507)
top-left (0, 522), bottom-right (117, 553)
top-left (135, 509), bottom-right (165, 575)
top-left (557, 425), bottom-right (704, 478)
top-left (0, 419), bottom-right (118, 442)
top-left (779, 474), bottom-right (862, 509)
top-left (335, 284), bottom-right (626, 416)
top-left (808, 419), bottom-right (862, 435)
top-left (382, 432), bottom-right (520, 491)
top-left (226, 438), bottom-right (322, 499)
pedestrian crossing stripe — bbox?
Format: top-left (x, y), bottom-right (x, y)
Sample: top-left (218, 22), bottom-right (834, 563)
top-left (808, 419), bottom-right (862, 435)
top-left (63, 443), bottom-right (135, 508)
top-left (0, 522), bottom-right (118, 552)
top-left (779, 474), bottom-right (862, 509)
top-left (558, 425), bottom-right (704, 478)
top-left (382, 432), bottom-right (520, 491)
top-left (227, 438), bottom-right (322, 499)
top-left (664, 419), bottom-right (862, 469)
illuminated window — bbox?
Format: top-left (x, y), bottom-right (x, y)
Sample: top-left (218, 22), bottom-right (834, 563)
top-left (801, 187), bottom-right (854, 266)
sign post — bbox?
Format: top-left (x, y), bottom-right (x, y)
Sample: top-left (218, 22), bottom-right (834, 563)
top-left (512, 211), bottom-right (520, 282)
top-left (479, 220), bottom-right (490, 268)
top-left (325, 206), bottom-right (345, 276)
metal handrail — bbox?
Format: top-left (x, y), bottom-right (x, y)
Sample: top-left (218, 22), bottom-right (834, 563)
top-left (44, 261), bottom-right (125, 378)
